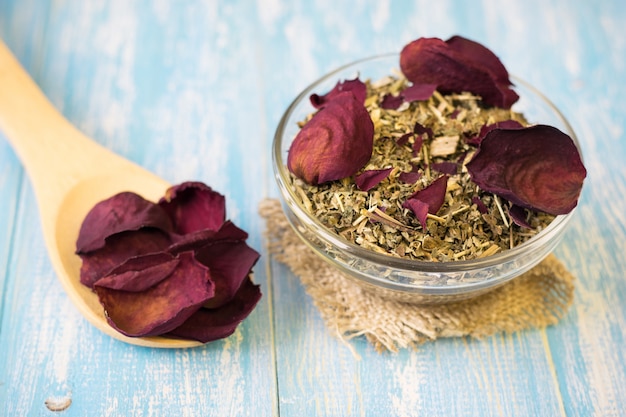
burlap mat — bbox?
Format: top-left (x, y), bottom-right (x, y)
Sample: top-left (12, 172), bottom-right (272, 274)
top-left (259, 199), bottom-right (575, 352)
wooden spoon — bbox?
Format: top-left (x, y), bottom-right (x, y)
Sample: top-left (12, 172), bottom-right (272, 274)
top-left (0, 41), bottom-right (201, 348)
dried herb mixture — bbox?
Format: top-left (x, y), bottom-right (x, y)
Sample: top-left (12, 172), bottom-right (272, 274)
top-left (286, 36), bottom-right (586, 262)
top-left (290, 76), bottom-right (554, 261)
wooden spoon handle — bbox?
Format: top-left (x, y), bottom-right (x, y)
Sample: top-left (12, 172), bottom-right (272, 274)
top-left (0, 40), bottom-right (119, 208)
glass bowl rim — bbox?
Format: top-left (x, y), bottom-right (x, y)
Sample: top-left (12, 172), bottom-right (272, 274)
top-left (272, 52), bottom-right (579, 289)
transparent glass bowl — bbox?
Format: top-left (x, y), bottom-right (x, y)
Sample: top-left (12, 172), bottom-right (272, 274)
top-left (272, 53), bottom-right (581, 304)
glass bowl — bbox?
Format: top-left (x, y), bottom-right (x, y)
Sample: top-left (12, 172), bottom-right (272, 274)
top-left (272, 53), bottom-right (581, 304)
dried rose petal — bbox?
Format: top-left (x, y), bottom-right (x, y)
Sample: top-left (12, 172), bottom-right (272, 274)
top-left (76, 192), bottom-right (173, 253)
top-left (466, 125), bottom-right (586, 214)
top-left (446, 35), bottom-right (511, 85)
top-left (509, 204), bottom-right (532, 228)
top-left (94, 251), bottom-right (215, 337)
top-left (431, 161), bottom-right (458, 175)
top-left (380, 93), bottom-right (404, 110)
top-left (466, 119), bottom-right (524, 146)
top-left (402, 175), bottom-right (448, 228)
top-left (398, 165), bottom-right (421, 184)
top-left (402, 199), bottom-right (429, 230)
top-left (402, 83), bottom-right (437, 102)
top-left (288, 92), bottom-right (374, 184)
top-left (167, 220), bottom-right (249, 255)
top-left (400, 36), bottom-right (519, 108)
top-left (355, 168), bottom-right (393, 191)
top-left (79, 229), bottom-right (172, 288)
top-left (414, 121), bottom-right (433, 138)
top-left (310, 77), bottom-right (367, 109)
top-left (94, 253), bottom-right (180, 291)
top-left (195, 240), bottom-right (260, 309)
top-left (396, 132), bottom-right (413, 146)
top-left (166, 277), bottom-right (262, 343)
top-left (77, 181), bottom-right (261, 343)
top-left (471, 196), bottom-right (489, 214)
top-left (380, 84), bottom-right (436, 109)
top-left (159, 182), bottom-right (226, 234)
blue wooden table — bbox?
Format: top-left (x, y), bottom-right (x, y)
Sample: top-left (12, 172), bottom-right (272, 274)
top-left (1, 1), bottom-right (625, 415)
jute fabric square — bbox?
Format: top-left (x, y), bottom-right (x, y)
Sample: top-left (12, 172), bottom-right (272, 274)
top-left (260, 199), bottom-right (574, 352)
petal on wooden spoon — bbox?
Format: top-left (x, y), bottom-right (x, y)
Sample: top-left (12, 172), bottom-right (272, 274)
top-left (166, 277), bottom-right (262, 343)
top-left (94, 251), bottom-right (215, 337)
top-left (76, 192), bottom-right (173, 253)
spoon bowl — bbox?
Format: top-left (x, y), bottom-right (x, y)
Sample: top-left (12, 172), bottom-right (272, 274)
top-left (0, 41), bottom-right (201, 348)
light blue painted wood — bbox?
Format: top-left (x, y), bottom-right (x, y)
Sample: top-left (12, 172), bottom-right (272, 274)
top-left (1, 0), bottom-right (625, 415)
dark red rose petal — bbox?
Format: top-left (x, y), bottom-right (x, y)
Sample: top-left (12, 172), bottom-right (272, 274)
top-left (310, 77), bottom-right (367, 109)
top-left (79, 229), bottom-right (172, 288)
top-left (401, 83), bottom-right (437, 102)
top-left (95, 253), bottom-right (180, 291)
top-left (402, 198), bottom-right (430, 230)
top-left (355, 168), bottom-right (393, 191)
top-left (466, 119), bottom-right (524, 146)
top-left (402, 175), bottom-right (448, 228)
top-left (466, 125), bottom-right (586, 214)
top-left (167, 221), bottom-right (249, 255)
top-left (414, 122), bottom-right (433, 139)
top-left (399, 36), bottom-right (519, 109)
top-left (195, 240), bottom-right (260, 309)
top-left (398, 165), bottom-right (422, 184)
top-left (159, 182), bottom-right (226, 234)
top-left (445, 35), bottom-right (511, 85)
top-left (76, 192), bottom-right (173, 253)
top-left (166, 277), bottom-right (262, 343)
top-left (471, 196), bottom-right (489, 214)
top-left (509, 204), bottom-right (532, 228)
top-left (381, 93), bottom-right (404, 110)
top-left (94, 251), bottom-right (215, 337)
top-left (431, 161), bottom-right (458, 175)
top-left (396, 132), bottom-right (413, 146)
top-left (288, 92), bottom-right (374, 185)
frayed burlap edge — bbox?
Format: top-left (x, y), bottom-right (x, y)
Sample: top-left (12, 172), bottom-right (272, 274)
top-left (259, 199), bottom-right (575, 352)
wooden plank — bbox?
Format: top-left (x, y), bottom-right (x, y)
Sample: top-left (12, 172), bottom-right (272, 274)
top-left (0, 0), bottom-right (625, 415)
top-left (0, 1), bottom-right (278, 416)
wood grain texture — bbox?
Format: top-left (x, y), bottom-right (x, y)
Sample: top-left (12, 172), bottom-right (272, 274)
top-left (1, 0), bottom-right (625, 416)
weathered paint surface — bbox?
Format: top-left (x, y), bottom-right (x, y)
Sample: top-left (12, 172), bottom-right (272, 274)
top-left (1, 1), bottom-right (625, 415)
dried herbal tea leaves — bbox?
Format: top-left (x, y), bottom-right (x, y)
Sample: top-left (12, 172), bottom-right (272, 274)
top-left (76, 181), bottom-right (261, 343)
top-left (290, 73), bottom-right (559, 261)
top-left (286, 36), bottom-right (586, 262)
